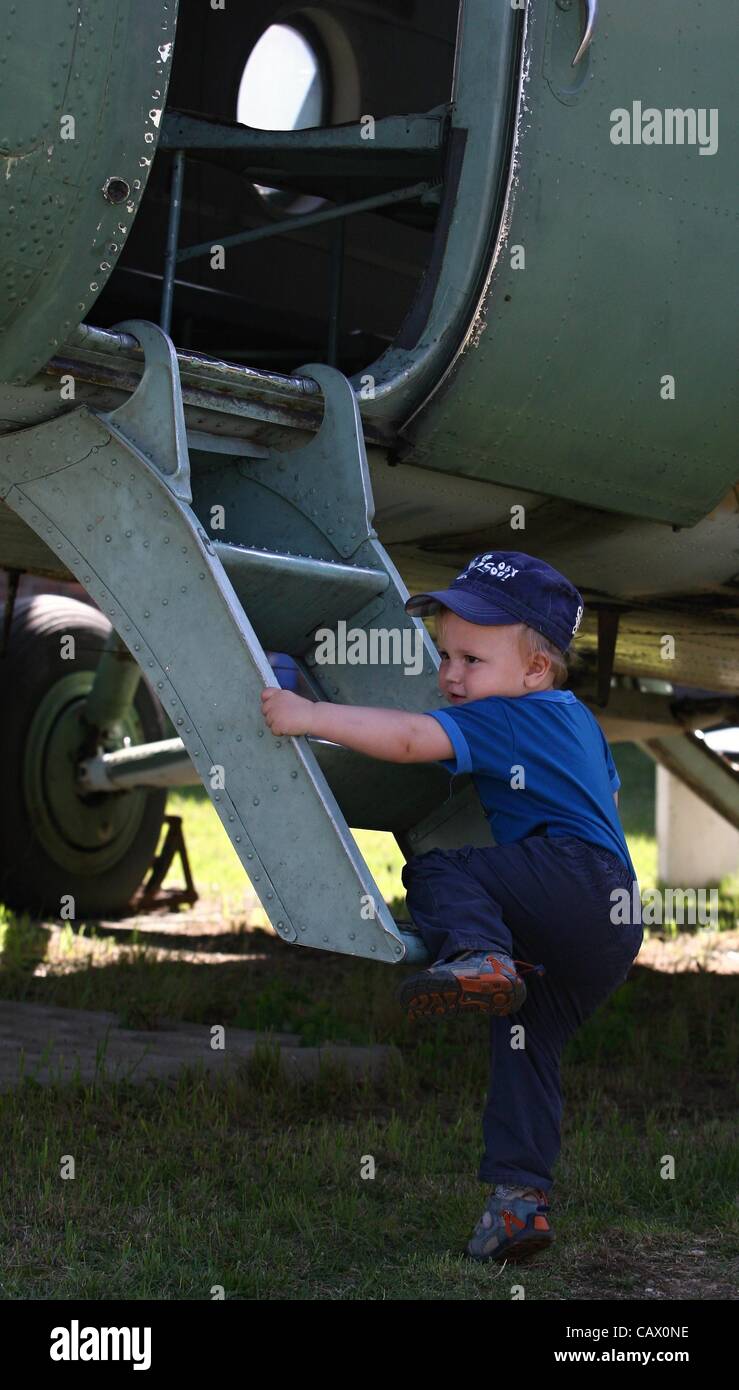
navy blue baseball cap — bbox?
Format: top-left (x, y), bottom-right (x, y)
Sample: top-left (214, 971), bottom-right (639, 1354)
top-left (404, 551), bottom-right (585, 652)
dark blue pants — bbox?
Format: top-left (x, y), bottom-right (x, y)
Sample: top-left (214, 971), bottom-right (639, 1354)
top-left (401, 835), bottom-right (643, 1193)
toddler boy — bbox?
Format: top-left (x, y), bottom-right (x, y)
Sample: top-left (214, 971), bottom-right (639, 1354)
top-left (261, 550), bottom-right (643, 1263)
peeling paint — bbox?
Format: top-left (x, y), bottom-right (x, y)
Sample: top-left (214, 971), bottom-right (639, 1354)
top-left (458, 4), bottom-right (532, 359)
top-left (149, 108), bottom-right (162, 127)
top-left (158, 42), bottom-right (173, 63)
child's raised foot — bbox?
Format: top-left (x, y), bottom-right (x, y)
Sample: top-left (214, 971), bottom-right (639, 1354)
top-left (398, 949), bottom-right (543, 1020)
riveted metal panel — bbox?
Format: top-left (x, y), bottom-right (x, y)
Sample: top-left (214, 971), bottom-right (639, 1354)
top-left (0, 0), bottom-right (178, 385)
top-left (397, 0), bottom-right (738, 526)
top-left (0, 403), bottom-right (412, 961)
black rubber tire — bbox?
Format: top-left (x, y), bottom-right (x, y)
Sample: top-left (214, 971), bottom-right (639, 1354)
top-left (0, 594), bottom-right (167, 917)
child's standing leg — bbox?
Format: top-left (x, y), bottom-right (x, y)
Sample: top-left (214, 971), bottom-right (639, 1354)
top-left (400, 834), bottom-right (642, 1259)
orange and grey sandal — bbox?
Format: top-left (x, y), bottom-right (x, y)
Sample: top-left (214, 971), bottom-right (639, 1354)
top-left (466, 1184), bottom-right (555, 1262)
top-left (398, 949), bottom-right (545, 1020)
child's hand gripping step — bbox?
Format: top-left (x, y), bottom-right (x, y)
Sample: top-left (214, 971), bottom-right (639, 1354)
top-left (261, 687), bottom-right (315, 738)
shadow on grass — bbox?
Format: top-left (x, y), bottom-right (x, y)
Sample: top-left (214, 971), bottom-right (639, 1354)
top-left (1, 896), bottom-right (737, 1299)
top-left (1, 901), bottom-right (737, 1090)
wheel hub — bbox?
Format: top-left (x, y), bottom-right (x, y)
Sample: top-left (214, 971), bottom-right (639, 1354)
top-left (23, 671), bottom-right (151, 876)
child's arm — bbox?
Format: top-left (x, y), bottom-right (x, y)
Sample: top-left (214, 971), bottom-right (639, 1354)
top-left (261, 689), bottom-right (454, 764)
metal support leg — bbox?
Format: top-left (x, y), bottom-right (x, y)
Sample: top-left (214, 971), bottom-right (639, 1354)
top-left (596, 608), bottom-right (621, 708)
top-left (81, 630), bottom-right (142, 744)
top-left (327, 218), bottom-right (345, 367)
top-left (160, 149), bottom-right (186, 336)
top-left (131, 814), bottom-right (198, 912)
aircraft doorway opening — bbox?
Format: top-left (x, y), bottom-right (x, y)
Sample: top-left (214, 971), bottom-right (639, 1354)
top-left (237, 21), bottom-right (328, 213)
top-left (86, 1), bottom-right (460, 379)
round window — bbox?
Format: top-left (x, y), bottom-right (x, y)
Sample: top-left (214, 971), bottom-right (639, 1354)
top-left (237, 22), bottom-right (327, 210)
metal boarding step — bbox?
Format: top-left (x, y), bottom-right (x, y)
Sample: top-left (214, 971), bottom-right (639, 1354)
top-left (0, 321), bottom-right (491, 964)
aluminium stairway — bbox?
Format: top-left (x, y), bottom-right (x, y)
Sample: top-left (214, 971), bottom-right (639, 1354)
top-left (0, 321), bottom-right (491, 964)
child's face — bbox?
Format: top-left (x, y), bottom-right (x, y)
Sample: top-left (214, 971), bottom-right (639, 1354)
top-left (435, 610), bottom-right (553, 702)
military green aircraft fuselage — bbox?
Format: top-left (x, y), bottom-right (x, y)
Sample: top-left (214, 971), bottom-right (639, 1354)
top-left (0, 0), bottom-right (736, 940)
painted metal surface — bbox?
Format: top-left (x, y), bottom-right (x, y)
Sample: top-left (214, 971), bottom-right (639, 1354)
top-left (159, 106), bottom-right (448, 176)
top-left (2, 0), bottom-right (734, 527)
top-left (393, 0), bottom-right (738, 525)
top-left (76, 735), bottom-right (467, 838)
top-left (0, 0), bottom-right (177, 385)
top-left (0, 0), bottom-right (735, 921)
top-left (1, 343), bottom-right (737, 692)
top-left (365, 0), bottom-right (519, 417)
top-left (0, 326), bottom-right (490, 962)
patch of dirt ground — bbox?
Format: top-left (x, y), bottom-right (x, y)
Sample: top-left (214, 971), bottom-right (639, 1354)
top-left (561, 1233), bottom-right (738, 1301)
top-left (634, 927), bottom-right (739, 974)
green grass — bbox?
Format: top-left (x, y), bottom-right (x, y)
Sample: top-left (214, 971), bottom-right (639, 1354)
top-left (0, 958), bottom-right (736, 1299)
top-left (0, 743), bottom-right (737, 1299)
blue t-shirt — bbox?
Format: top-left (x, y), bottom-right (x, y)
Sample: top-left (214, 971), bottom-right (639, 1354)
top-left (425, 689), bottom-right (636, 878)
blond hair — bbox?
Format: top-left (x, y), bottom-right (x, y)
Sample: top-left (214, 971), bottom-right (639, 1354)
top-left (434, 607), bottom-right (573, 689)
top-left (519, 624), bottom-right (569, 689)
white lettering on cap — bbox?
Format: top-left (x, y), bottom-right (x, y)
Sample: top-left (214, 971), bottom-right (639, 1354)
top-left (465, 556), bottom-right (519, 582)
